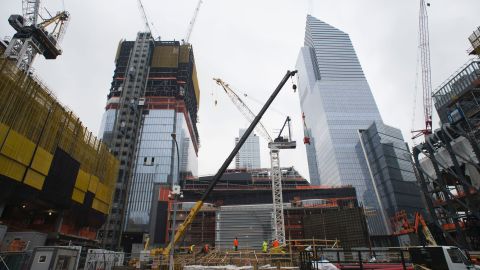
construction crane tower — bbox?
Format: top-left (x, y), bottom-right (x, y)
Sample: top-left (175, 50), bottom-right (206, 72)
top-left (213, 78), bottom-right (296, 245)
top-left (4, 0), bottom-right (70, 72)
top-left (412, 0), bottom-right (433, 139)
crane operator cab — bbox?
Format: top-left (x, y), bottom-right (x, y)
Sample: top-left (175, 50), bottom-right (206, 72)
top-left (268, 116), bottom-right (296, 150)
top-left (409, 246), bottom-right (480, 270)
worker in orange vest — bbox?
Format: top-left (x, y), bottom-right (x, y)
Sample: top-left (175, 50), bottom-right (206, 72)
top-left (233, 237), bottom-right (239, 251)
top-left (272, 239), bottom-right (280, 248)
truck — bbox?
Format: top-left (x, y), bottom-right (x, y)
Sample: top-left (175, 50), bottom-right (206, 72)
top-left (409, 246), bottom-right (480, 270)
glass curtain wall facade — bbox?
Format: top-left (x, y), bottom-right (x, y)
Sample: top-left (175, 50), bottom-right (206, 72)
top-left (358, 122), bottom-right (425, 237)
top-left (296, 15), bottom-right (387, 237)
top-left (98, 34), bottom-right (200, 249)
top-left (296, 15), bottom-right (382, 199)
top-left (235, 129), bottom-right (261, 170)
top-left (296, 16), bottom-right (425, 240)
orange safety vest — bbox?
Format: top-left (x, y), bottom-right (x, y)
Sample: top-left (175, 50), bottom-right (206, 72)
top-left (233, 239), bottom-right (239, 247)
top-left (272, 240), bottom-right (279, 248)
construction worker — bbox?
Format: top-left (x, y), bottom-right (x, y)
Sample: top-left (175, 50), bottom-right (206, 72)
top-left (272, 239), bottom-right (280, 248)
top-left (189, 244), bottom-right (195, 254)
top-left (203, 244), bottom-right (209, 254)
top-left (262, 240), bottom-right (268, 253)
top-left (233, 237), bottom-right (239, 251)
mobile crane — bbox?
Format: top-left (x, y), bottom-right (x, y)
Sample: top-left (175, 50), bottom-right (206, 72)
top-left (150, 70), bottom-right (298, 257)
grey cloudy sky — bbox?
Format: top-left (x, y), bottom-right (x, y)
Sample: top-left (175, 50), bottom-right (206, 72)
top-left (1, 0), bottom-right (479, 179)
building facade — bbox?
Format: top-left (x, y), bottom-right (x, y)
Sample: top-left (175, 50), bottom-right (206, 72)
top-left (235, 129), bottom-right (261, 170)
top-left (296, 16), bottom-right (424, 242)
top-left (98, 33), bottom-right (200, 249)
top-left (358, 121), bottom-right (425, 237)
top-left (0, 58), bottom-right (118, 247)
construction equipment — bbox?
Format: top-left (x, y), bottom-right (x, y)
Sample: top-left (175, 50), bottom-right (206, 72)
top-left (409, 246), bottom-right (479, 270)
top-left (4, 0), bottom-right (70, 72)
top-left (411, 0), bottom-right (433, 139)
top-left (302, 112), bottom-right (311, 145)
top-left (137, 0), bottom-right (156, 39)
top-left (184, 0), bottom-right (203, 44)
top-left (213, 78), bottom-right (297, 245)
top-left (150, 70), bottom-right (298, 257)
top-left (392, 210), bottom-right (437, 247)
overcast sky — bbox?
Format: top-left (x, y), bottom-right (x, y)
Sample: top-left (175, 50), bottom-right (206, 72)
top-left (1, 0), bottom-right (479, 180)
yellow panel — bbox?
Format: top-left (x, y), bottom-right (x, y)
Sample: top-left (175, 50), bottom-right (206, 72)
top-left (75, 170), bottom-right (90, 192)
top-left (24, 169), bottom-right (45, 190)
top-left (31, 147), bottom-right (53, 175)
top-left (179, 45), bottom-right (191, 63)
top-left (88, 175), bottom-right (99, 193)
top-left (151, 46), bottom-right (179, 68)
top-left (0, 130), bottom-right (35, 165)
top-left (0, 123), bottom-right (8, 145)
top-left (0, 155), bottom-right (26, 181)
top-left (92, 198), bottom-right (109, 214)
top-left (72, 188), bottom-right (85, 204)
top-left (192, 63), bottom-right (200, 107)
top-left (95, 182), bottom-right (108, 203)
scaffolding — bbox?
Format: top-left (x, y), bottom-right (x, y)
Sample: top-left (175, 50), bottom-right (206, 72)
top-left (0, 57), bottom-right (118, 197)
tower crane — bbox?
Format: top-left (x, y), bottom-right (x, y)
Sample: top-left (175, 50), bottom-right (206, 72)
top-left (411, 0), bottom-right (433, 140)
top-left (213, 78), bottom-right (296, 245)
top-left (4, 0), bottom-right (70, 72)
top-left (184, 0), bottom-right (203, 44)
top-left (137, 0), bottom-right (156, 39)
top-left (149, 71), bottom-right (297, 257)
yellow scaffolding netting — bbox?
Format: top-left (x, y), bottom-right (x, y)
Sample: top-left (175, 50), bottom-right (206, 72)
top-left (0, 58), bottom-right (119, 214)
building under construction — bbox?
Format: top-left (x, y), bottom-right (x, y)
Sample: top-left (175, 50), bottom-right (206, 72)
top-left (98, 32), bottom-right (200, 250)
top-left (413, 27), bottom-right (480, 250)
top-left (156, 168), bottom-right (370, 250)
top-left (0, 58), bottom-right (119, 247)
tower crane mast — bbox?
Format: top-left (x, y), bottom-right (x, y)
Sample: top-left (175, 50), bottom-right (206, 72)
top-left (412, 0), bottom-right (433, 139)
top-left (214, 78), bottom-right (296, 245)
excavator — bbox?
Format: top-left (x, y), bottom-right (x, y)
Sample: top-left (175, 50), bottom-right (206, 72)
top-left (150, 70), bottom-right (298, 257)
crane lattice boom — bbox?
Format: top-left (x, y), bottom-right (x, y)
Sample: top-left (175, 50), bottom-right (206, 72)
top-left (412, 0), bottom-right (433, 139)
top-left (185, 0), bottom-right (203, 44)
top-left (213, 78), bottom-right (273, 142)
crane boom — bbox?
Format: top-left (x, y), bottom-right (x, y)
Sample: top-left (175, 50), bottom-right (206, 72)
top-left (152, 70), bottom-right (297, 257)
top-left (213, 78), bottom-right (273, 142)
top-left (185, 0), bottom-right (203, 44)
top-left (412, 0), bottom-right (433, 139)
top-left (137, 0), bottom-right (154, 37)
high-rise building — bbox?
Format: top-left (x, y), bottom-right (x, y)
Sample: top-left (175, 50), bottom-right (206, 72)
top-left (296, 15), bottom-right (382, 199)
top-left (296, 15), bottom-right (423, 242)
top-left (235, 129), bottom-right (261, 170)
top-left (98, 32), bottom-right (200, 249)
top-left (305, 128), bottom-right (320, 185)
top-left (358, 121), bottom-right (425, 239)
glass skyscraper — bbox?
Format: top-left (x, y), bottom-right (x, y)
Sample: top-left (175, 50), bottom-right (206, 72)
top-left (98, 33), bottom-right (199, 249)
top-left (235, 129), bottom-right (261, 170)
top-left (296, 15), bottom-right (424, 240)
